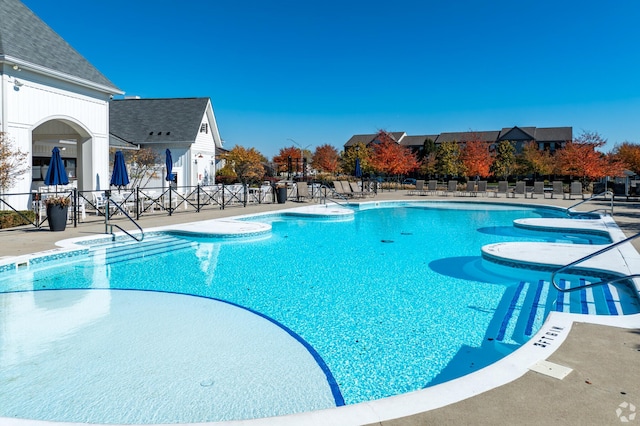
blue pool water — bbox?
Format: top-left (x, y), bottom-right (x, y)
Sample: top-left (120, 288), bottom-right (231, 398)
top-left (0, 202), bottom-right (636, 424)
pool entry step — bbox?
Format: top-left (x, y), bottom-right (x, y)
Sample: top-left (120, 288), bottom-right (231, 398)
top-left (490, 278), bottom-right (640, 346)
top-left (86, 234), bottom-right (194, 265)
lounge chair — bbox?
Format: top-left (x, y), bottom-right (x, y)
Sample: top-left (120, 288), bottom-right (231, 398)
top-left (551, 181), bottom-right (564, 199)
top-left (295, 182), bottom-right (311, 202)
top-left (495, 181), bottom-right (513, 198)
top-left (475, 181), bottom-right (488, 197)
top-left (409, 180), bottom-right (425, 195)
top-left (513, 181), bottom-right (526, 198)
top-left (564, 181), bottom-right (584, 200)
top-left (463, 181), bottom-right (476, 196)
top-left (445, 180), bottom-right (458, 196)
top-left (530, 181), bottom-right (545, 199)
top-left (349, 181), bottom-right (366, 198)
top-left (332, 181), bottom-right (349, 197)
top-left (426, 180), bottom-right (439, 195)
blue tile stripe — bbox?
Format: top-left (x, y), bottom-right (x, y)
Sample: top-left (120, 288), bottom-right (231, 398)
top-left (497, 281), bottom-right (525, 341)
top-left (555, 279), bottom-right (565, 311)
top-left (525, 280), bottom-right (545, 336)
top-left (579, 279), bottom-right (589, 314)
top-left (601, 283), bottom-right (619, 315)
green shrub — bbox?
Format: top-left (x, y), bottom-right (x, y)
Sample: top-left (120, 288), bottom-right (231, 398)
top-left (0, 210), bottom-right (35, 229)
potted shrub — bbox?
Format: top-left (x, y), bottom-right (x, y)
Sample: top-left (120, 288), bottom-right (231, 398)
top-left (45, 195), bottom-right (71, 231)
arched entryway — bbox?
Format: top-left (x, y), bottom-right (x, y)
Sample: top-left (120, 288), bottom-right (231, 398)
top-left (31, 118), bottom-right (93, 192)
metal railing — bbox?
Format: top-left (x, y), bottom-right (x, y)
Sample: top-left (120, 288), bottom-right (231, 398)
top-left (550, 230), bottom-right (640, 292)
top-left (566, 191), bottom-right (614, 216)
top-left (318, 185), bottom-right (354, 209)
top-left (105, 191), bottom-right (144, 242)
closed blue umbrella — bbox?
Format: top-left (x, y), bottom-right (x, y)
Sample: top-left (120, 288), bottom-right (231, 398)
top-left (44, 147), bottom-right (69, 188)
top-left (165, 149), bottom-right (173, 182)
top-left (354, 157), bottom-right (362, 178)
top-left (110, 150), bottom-right (129, 189)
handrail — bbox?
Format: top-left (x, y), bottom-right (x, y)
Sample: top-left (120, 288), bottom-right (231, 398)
top-left (550, 230), bottom-right (640, 292)
top-left (566, 191), bottom-right (613, 216)
top-left (105, 195), bottom-right (144, 242)
top-left (318, 184), bottom-right (354, 209)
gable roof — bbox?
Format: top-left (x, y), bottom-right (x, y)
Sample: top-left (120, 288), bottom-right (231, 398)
top-left (499, 126), bottom-right (536, 141)
top-left (0, 0), bottom-right (120, 93)
top-left (109, 98), bottom-right (212, 145)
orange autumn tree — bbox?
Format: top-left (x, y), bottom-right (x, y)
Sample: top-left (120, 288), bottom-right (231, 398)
top-left (614, 142), bottom-right (640, 175)
top-left (312, 144), bottom-right (339, 173)
top-left (460, 135), bottom-right (492, 179)
top-left (273, 146), bottom-right (302, 176)
top-left (370, 130), bottom-right (419, 177)
top-left (556, 131), bottom-right (609, 187)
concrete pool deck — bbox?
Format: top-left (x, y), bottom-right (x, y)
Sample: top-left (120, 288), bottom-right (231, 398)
top-left (1, 191), bottom-right (639, 426)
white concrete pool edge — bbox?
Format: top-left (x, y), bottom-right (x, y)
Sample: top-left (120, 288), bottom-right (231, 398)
top-left (3, 200), bottom-right (640, 426)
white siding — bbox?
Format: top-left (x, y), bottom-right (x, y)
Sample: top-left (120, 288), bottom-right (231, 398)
top-left (2, 69), bottom-right (111, 206)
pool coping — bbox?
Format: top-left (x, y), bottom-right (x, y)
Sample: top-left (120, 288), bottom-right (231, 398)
top-left (3, 199), bottom-right (640, 426)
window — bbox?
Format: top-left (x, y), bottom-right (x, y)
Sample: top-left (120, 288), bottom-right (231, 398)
top-left (200, 123), bottom-right (208, 133)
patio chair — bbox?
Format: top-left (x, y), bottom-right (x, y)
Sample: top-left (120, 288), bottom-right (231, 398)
top-left (295, 182), bottom-right (311, 202)
top-left (513, 181), bottom-right (526, 198)
top-left (409, 180), bottom-right (425, 195)
top-left (564, 181), bottom-right (584, 200)
top-left (551, 181), bottom-right (564, 199)
top-left (529, 181), bottom-right (545, 199)
top-left (92, 192), bottom-right (107, 215)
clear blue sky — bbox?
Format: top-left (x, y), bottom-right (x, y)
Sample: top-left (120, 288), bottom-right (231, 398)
top-left (23, 0), bottom-right (640, 159)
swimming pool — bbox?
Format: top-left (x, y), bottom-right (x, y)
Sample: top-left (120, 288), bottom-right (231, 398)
top-left (1, 201), bottom-right (638, 424)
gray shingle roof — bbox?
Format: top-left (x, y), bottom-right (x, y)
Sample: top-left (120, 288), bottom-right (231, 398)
top-left (533, 127), bottom-right (572, 142)
top-left (110, 98), bottom-right (211, 144)
top-left (436, 131), bottom-right (500, 143)
top-left (0, 0), bottom-right (119, 92)
top-left (344, 134), bottom-right (376, 147)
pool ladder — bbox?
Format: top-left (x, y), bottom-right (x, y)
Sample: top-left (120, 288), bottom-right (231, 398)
top-left (550, 230), bottom-right (640, 292)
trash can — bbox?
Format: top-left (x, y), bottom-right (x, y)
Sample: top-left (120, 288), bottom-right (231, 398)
top-left (276, 187), bottom-right (287, 204)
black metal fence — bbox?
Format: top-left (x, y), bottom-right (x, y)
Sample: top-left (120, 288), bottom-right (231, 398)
top-left (0, 180), bottom-right (379, 230)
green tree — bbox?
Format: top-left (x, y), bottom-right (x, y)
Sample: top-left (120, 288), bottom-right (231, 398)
top-left (436, 140), bottom-right (464, 177)
top-left (340, 142), bottom-right (372, 175)
top-left (490, 140), bottom-right (516, 180)
top-left (518, 141), bottom-right (555, 180)
top-left (0, 132), bottom-right (28, 192)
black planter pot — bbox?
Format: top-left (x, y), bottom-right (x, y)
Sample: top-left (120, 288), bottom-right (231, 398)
top-left (46, 204), bottom-right (69, 232)
top-left (276, 187), bottom-right (287, 204)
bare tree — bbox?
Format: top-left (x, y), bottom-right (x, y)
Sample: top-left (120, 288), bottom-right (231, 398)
top-left (0, 132), bottom-right (28, 193)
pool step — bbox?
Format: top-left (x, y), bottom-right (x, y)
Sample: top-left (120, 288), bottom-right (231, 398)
top-left (493, 278), bottom-right (636, 345)
top-left (87, 235), bottom-right (194, 265)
